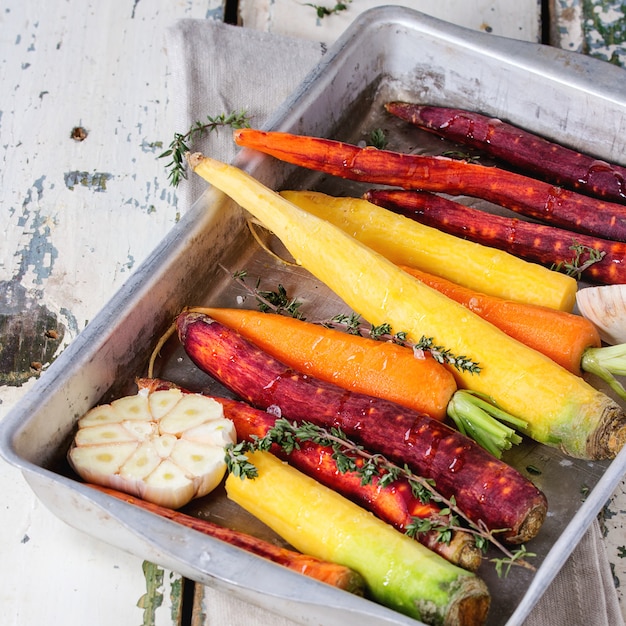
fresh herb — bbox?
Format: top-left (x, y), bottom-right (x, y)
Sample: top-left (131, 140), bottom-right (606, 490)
top-left (441, 149), bottom-right (482, 163)
top-left (226, 418), bottom-right (535, 574)
top-left (305, 0), bottom-right (351, 18)
top-left (226, 265), bottom-right (482, 373)
top-left (526, 465), bottom-right (542, 475)
top-left (159, 111), bottom-right (251, 186)
top-left (256, 283), bottom-right (305, 319)
top-left (226, 442), bottom-right (260, 479)
top-left (491, 544), bottom-right (536, 578)
top-left (618, 546), bottom-right (626, 558)
top-left (414, 336), bottom-right (481, 374)
top-left (368, 128), bottom-right (387, 149)
top-left (551, 242), bottom-right (606, 279)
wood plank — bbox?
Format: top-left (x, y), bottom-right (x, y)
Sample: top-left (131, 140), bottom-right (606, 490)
top-left (550, 0), bottom-right (626, 66)
top-left (238, 0), bottom-right (542, 44)
top-left (0, 1), bottom-right (224, 625)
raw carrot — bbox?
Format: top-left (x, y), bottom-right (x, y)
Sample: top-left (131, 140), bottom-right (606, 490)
top-left (397, 265), bottom-right (600, 375)
top-left (187, 306), bottom-right (457, 420)
top-left (385, 102), bottom-right (626, 204)
top-left (408, 268), bottom-right (626, 401)
top-left (320, 188), bottom-right (626, 399)
top-left (138, 377), bottom-right (482, 569)
top-left (214, 393), bottom-right (483, 570)
top-left (362, 188), bottom-right (626, 286)
top-left (176, 311), bottom-right (549, 543)
top-left (233, 128), bottom-right (626, 243)
top-left (226, 451), bottom-right (491, 625)
top-left (180, 308), bottom-right (521, 457)
top-left (278, 189), bottom-right (576, 312)
top-left (89, 483), bottom-right (365, 593)
top-left (186, 154), bottom-right (626, 461)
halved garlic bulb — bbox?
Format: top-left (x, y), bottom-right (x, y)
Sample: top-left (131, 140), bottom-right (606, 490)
top-left (576, 285), bottom-right (626, 346)
top-left (68, 388), bottom-right (237, 509)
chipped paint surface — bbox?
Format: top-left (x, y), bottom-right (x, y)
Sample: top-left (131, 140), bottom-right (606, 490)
top-left (0, 1), bottom-right (223, 625)
top-left (239, 0), bottom-right (543, 43)
top-left (553, 0), bottom-right (626, 64)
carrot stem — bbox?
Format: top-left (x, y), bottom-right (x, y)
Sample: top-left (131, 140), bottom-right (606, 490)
top-left (447, 391), bottom-right (524, 458)
top-left (581, 344), bottom-right (626, 401)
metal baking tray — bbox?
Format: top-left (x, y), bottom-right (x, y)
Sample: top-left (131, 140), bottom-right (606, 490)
top-left (2, 6), bottom-right (626, 625)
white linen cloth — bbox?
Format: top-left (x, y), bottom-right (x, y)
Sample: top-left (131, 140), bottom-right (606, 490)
top-left (165, 18), bottom-right (624, 626)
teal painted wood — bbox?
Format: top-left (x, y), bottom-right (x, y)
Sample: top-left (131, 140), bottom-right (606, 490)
top-left (582, 0), bottom-right (626, 65)
top-left (555, 0), bottom-right (626, 65)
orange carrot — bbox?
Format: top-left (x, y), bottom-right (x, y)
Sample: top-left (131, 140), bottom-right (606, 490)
top-left (233, 128), bottom-right (626, 243)
top-left (399, 266), bottom-right (600, 375)
top-left (89, 484), bottom-right (365, 593)
top-left (187, 306), bottom-right (457, 421)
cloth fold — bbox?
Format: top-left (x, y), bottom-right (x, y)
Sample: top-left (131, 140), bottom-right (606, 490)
top-left (164, 17), bottom-right (624, 626)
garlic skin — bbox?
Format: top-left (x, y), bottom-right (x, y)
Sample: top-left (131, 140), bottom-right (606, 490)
top-left (576, 285), bottom-right (626, 346)
top-left (68, 388), bottom-right (237, 509)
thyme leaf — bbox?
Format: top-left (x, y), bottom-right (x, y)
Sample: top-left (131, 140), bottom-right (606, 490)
top-left (256, 284), bottom-right (305, 318)
top-left (226, 418), bottom-right (536, 574)
top-left (441, 149), bottom-right (482, 164)
top-left (225, 267), bottom-right (481, 374)
top-left (304, 0), bottom-right (351, 18)
top-left (491, 545), bottom-right (536, 578)
top-left (368, 128), bottom-right (388, 149)
top-left (551, 242), bottom-right (606, 279)
top-left (159, 110), bottom-right (251, 187)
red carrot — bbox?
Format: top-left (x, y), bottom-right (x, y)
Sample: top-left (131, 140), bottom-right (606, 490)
top-left (363, 188), bottom-right (626, 286)
top-left (385, 102), bottom-right (626, 204)
top-left (189, 306), bottom-right (457, 421)
top-left (136, 377), bottom-right (482, 570)
top-left (233, 128), bottom-right (626, 242)
top-left (89, 483), bottom-right (365, 592)
top-left (175, 311), bottom-right (548, 544)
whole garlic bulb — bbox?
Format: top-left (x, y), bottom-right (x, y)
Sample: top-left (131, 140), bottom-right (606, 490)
top-left (68, 387), bottom-right (237, 509)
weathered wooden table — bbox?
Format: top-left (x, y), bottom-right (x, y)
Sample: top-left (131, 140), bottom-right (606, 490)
top-left (1, 1), bottom-right (624, 624)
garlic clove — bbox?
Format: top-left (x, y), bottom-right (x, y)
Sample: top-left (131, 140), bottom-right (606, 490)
top-left (68, 388), bottom-right (237, 509)
top-left (148, 388), bottom-right (184, 420)
top-left (110, 394), bottom-right (152, 421)
top-left (69, 443), bottom-right (139, 483)
top-left (576, 285), bottom-right (626, 345)
top-left (142, 458), bottom-right (197, 509)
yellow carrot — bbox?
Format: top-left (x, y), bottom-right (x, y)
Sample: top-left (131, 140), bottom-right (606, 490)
top-left (277, 190), bottom-right (577, 312)
top-left (399, 266), bottom-right (601, 375)
top-left (187, 153), bottom-right (626, 460)
top-left (225, 451), bottom-right (491, 624)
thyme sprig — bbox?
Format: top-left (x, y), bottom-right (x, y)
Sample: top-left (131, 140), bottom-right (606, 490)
top-left (551, 242), bottom-right (606, 279)
top-left (368, 128), bottom-right (388, 149)
top-left (159, 111), bottom-right (251, 187)
top-left (305, 0), bottom-right (352, 18)
top-left (225, 417), bottom-right (535, 574)
top-left (227, 267), bottom-right (481, 374)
